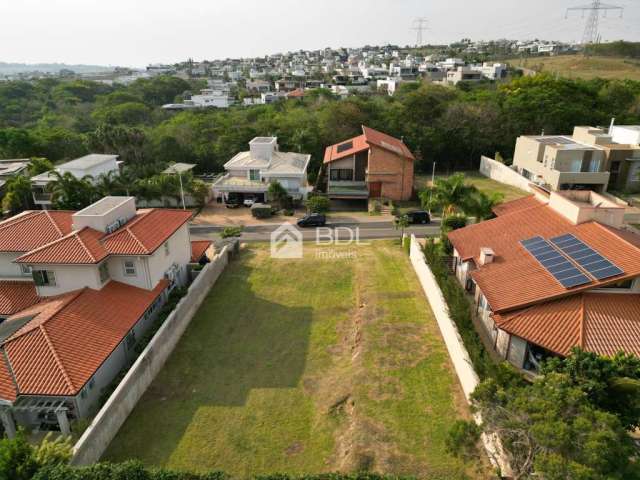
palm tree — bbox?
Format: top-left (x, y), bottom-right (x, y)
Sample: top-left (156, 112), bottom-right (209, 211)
top-left (95, 171), bottom-right (120, 197)
top-left (2, 175), bottom-right (33, 214)
top-left (48, 171), bottom-right (98, 210)
top-left (464, 191), bottom-right (504, 222)
top-left (267, 180), bottom-right (288, 209)
top-left (419, 173), bottom-right (477, 219)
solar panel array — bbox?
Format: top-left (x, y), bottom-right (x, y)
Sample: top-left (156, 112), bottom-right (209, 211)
top-left (550, 234), bottom-right (624, 281)
top-left (336, 141), bottom-right (353, 153)
top-left (520, 236), bottom-right (592, 288)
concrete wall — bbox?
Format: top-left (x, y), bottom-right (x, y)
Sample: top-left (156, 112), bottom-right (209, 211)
top-left (479, 156), bottom-right (533, 193)
top-left (407, 235), bottom-right (511, 476)
top-left (71, 243), bottom-right (235, 466)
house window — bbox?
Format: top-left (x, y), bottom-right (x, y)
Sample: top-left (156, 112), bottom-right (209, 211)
top-left (164, 242), bottom-right (170, 256)
top-left (20, 264), bottom-right (32, 276)
top-left (99, 263), bottom-right (109, 283)
top-left (123, 260), bottom-right (136, 276)
top-left (32, 270), bottom-right (56, 287)
top-left (330, 169), bottom-right (354, 181)
top-left (249, 169), bottom-right (260, 181)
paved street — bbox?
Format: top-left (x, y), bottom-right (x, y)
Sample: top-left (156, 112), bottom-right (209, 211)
top-left (190, 219), bottom-right (441, 242)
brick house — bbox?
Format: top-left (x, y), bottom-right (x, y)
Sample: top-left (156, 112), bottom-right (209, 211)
top-left (323, 126), bottom-right (415, 201)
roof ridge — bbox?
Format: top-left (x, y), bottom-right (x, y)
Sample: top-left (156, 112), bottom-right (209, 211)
top-left (0, 211), bottom-right (40, 231)
top-left (1, 349), bottom-right (20, 398)
top-left (43, 210), bottom-right (64, 237)
top-left (592, 221), bottom-right (640, 254)
top-left (15, 228), bottom-right (86, 262)
top-left (39, 324), bottom-right (75, 393)
top-left (75, 230), bottom-right (97, 263)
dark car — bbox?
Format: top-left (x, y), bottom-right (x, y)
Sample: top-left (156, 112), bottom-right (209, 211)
top-left (405, 210), bottom-right (430, 224)
top-left (297, 213), bottom-right (327, 227)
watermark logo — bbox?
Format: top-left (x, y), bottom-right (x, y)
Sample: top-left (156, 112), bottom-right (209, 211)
top-left (270, 223), bottom-right (303, 259)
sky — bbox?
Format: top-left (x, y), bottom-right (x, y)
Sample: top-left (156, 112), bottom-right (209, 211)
top-left (0, 0), bottom-right (639, 67)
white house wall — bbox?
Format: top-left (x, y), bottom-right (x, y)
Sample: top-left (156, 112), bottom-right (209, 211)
top-left (107, 256), bottom-right (150, 290)
top-left (146, 225), bottom-right (191, 288)
top-left (35, 264), bottom-right (104, 297)
top-left (0, 252), bottom-right (27, 278)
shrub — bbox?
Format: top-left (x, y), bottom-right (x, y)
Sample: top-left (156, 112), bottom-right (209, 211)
top-left (283, 209), bottom-right (294, 216)
top-left (305, 195), bottom-right (329, 214)
top-left (250, 203), bottom-right (272, 218)
top-left (441, 214), bottom-right (468, 232)
top-left (369, 200), bottom-right (382, 215)
top-left (220, 226), bottom-right (242, 238)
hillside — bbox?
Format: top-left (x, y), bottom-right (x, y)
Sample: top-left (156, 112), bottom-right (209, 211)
top-left (504, 55), bottom-right (640, 81)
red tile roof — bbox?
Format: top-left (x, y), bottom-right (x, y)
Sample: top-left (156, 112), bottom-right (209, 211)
top-left (323, 125), bottom-right (415, 164)
top-left (102, 209), bottom-right (193, 256)
top-left (492, 195), bottom-right (543, 217)
top-left (16, 228), bottom-right (108, 265)
top-left (286, 88), bottom-right (305, 98)
top-left (0, 211), bottom-right (74, 253)
top-left (0, 281), bottom-right (39, 317)
top-left (495, 293), bottom-right (640, 357)
top-left (190, 240), bottom-right (212, 263)
top-left (0, 357), bottom-right (17, 402)
top-left (13, 209), bottom-right (193, 265)
top-left (0, 280), bottom-right (168, 399)
top-left (448, 201), bottom-right (640, 313)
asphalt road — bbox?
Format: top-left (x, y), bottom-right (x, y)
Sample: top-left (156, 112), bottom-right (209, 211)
top-left (190, 219), bottom-right (441, 242)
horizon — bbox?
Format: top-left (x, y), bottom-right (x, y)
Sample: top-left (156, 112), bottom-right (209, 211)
top-left (1, 0), bottom-right (639, 68)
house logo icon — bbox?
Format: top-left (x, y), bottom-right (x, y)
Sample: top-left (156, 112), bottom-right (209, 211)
top-left (271, 223), bottom-right (303, 259)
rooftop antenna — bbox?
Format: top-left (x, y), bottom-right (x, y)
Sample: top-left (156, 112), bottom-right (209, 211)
top-left (565, 0), bottom-right (623, 45)
top-left (411, 17), bottom-right (429, 47)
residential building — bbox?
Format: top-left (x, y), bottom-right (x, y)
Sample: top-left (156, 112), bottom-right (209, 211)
top-left (0, 196), bottom-right (200, 435)
top-left (513, 125), bottom-right (640, 192)
top-left (0, 159), bottom-right (30, 198)
top-left (448, 187), bottom-right (640, 373)
top-left (163, 88), bottom-right (233, 110)
top-left (445, 66), bottom-right (483, 85)
top-left (212, 137), bottom-right (311, 203)
top-left (323, 126), bottom-right (414, 201)
top-left (31, 154), bottom-right (120, 209)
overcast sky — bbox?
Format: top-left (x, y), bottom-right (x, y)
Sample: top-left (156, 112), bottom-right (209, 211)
top-left (1, 0), bottom-right (639, 67)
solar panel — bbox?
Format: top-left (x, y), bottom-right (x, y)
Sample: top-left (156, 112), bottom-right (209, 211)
top-left (549, 234), bottom-right (624, 281)
top-left (520, 236), bottom-right (591, 289)
top-left (336, 141), bottom-right (353, 153)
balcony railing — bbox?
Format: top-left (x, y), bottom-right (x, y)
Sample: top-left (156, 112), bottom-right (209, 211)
top-left (32, 192), bottom-right (52, 202)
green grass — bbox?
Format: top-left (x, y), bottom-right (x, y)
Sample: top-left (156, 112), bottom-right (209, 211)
top-left (416, 171), bottom-right (529, 203)
top-left (501, 55), bottom-right (640, 81)
top-left (104, 242), bottom-right (481, 479)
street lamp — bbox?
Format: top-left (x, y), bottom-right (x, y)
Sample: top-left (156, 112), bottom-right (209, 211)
top-left (162, 163), bottom-right (196, 209)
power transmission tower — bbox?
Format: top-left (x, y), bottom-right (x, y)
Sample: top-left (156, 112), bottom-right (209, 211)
top-left (566, 0), bottom-right (623, 45)
top-left (411, 17), bottom-right (429, 47)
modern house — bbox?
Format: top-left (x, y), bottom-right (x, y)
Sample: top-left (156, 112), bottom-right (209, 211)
top-left (323, 126), bottom-right (415, 201)
top-left (448, 187), bottom-right (640, 373)
top-left (512, 125), bottom-right (640, 192)
top-left (31, 154), bottom-right (121, 209)
top-left (212, 137), bottom-right (311, 203)
top-left (0, 159), bottom-right (30, 200)
top-left (0, 196), bottom-right (200, 436)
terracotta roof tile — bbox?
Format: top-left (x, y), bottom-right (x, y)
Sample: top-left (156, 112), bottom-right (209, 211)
top-left (0, 211), bottom-right (74, 252)
top-left (15, 228), bottom-right (108, 265)
top-left (324, 134), bottom-right (369, 164)
top-left (495, 293), bottom-right (640, 357)
top-left (190, 240), bottom-right (212, 263)
top-left (448, 201), bottom-right (640, 312)
top-left (0, 356), bottom-right (17, 402)
top-left (0, 281), bottom-right (40, 316)
top-left (362, 125), bottom-right (415, 160)
top-left (102, 209), bottom-right (193, 255)
top-left (492, 195), bottom-right (543, 216)
top-left (0, 280), bottom-right (168, 399)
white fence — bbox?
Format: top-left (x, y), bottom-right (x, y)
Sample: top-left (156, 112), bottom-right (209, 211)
top-left (408, 235), bottom-right (511, 476)
top-left (71, 243), bottom-right (235, 465)
top-left (479, 156), bottom-right (532, 193)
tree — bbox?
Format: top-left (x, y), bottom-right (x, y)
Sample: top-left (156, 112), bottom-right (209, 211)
top-left (28, 158), bottom-right (54, 177)
top-left (267, 181), bottom-right (288, 209)
top-left (419, 173), bottom-right (477, 219)
top-left (305, 195), bottom-right (330, 214)
top-left (394, 214), bottom-right (409, 240)
top-left (0, 430), bottom-right (38, 480)
top-left (190, 179), bottom-right (211, 208)
top-left (464, 191), bottom-right (504, 222)
top-left (48, 171), bottom-right (98, 210)
top-left (2, 175), bottom-right (33, 214)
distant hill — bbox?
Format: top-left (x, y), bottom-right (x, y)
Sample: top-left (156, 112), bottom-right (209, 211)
top-left (502, 54), bottom-right (640, 81)
top-left (0, 62), bottom-right (115, 75)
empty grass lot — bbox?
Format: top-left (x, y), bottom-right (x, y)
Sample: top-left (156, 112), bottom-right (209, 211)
top-left (416, 171), bottom-right (529, 203)
top-left (502, 55), bottom-right (640, 81)
top-left (104, 241), bottom-right (483, 479)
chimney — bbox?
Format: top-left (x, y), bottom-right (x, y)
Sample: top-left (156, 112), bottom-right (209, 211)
top-left (479, 247), bottom-right (495, 266)
top-left (609, 117), bottom-right (616, 134)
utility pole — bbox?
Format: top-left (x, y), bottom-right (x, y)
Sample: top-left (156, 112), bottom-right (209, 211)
top-left (566, 1), bottom-right (623, 45)
top-left (411, 17), bottom-right (429, 47)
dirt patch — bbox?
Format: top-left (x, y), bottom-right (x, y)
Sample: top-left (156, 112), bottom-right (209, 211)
top-left (285, 442), bottom-right (305, 456)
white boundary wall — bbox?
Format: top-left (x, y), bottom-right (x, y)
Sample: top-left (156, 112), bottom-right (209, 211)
top-left (408, 235), bottom-right (511, 476)
top-left (71, 244), bottom-right (234, 465)
top-left (479, 156), bottom-right (532, 193)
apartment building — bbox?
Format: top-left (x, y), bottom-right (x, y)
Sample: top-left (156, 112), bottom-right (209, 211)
top-left (323, 126), bottom-right (414, 201)
top-left (448, 187), bottom-right (640, 373)
top-left (513, 125), bottom-right (640, 192)
top-left (0, 196), bottom-right (200, 436)
top-left (212, 137), bottom-right (311, 203)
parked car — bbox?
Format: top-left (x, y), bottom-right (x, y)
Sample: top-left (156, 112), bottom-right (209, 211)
top-left (225, 201), bottom-right (242, 209)
top-left (297, 213), bottom-right (326, 227)
top-left (405, 210), bottom-right (430, 224)
top-left (243, 198), bottom-right (256, 207)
